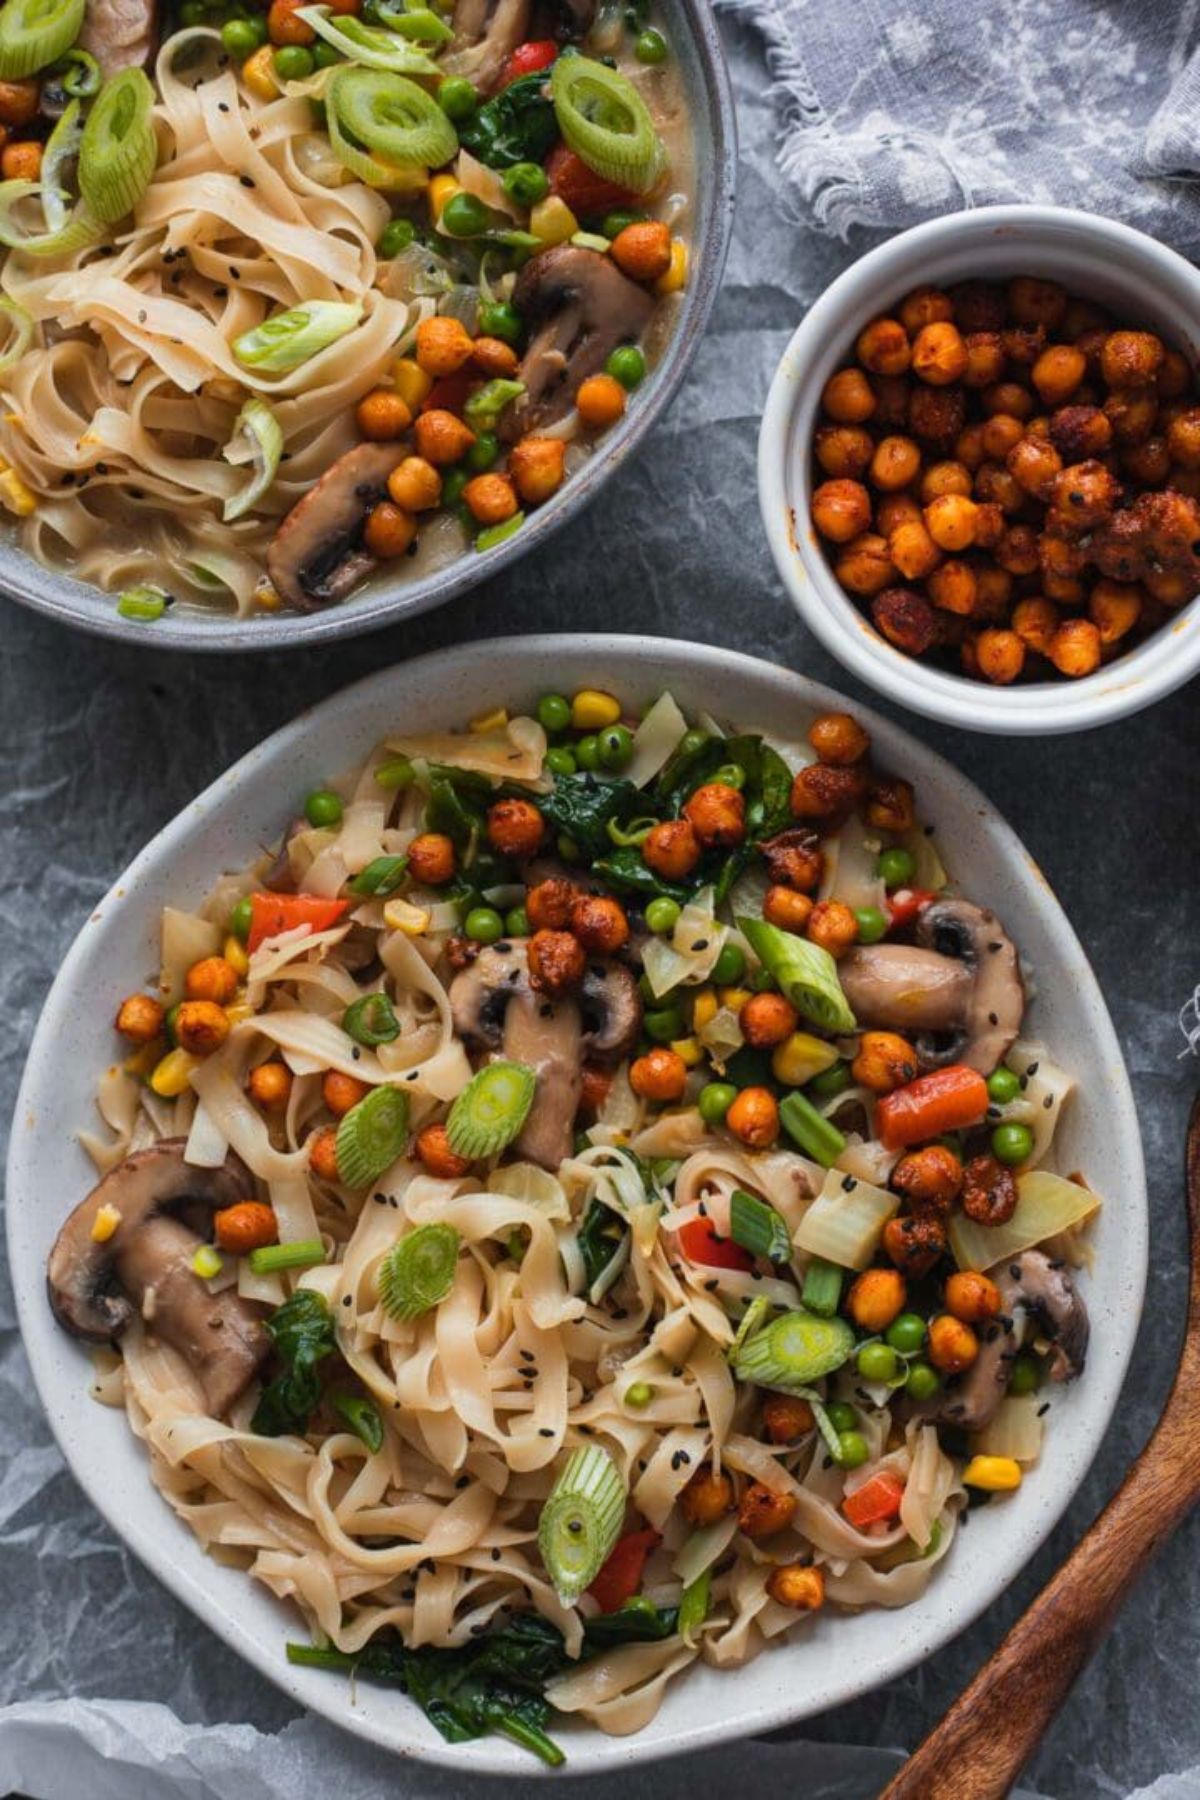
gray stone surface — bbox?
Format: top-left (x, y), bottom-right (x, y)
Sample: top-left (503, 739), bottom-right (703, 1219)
top-left (2, 15), bottom-right (1200, 1798)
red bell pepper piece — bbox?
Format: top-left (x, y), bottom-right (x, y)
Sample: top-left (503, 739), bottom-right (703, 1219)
top-left (885, 887), bottom-right (937, 931)
top-left (678, 1217), bottom-right (755, 1273)
top-left (875, 1065), bottom-right (990, 1151)
top-left (247, 893), bottom-right (351, 954)
top-left (546, 143), bottom-right (639, 218)
top-left (841, 1469), bottom-right (906, 1529)
top-left (587, 1527), bottom-right (660, 1613)
top-left (420, 369), bottom-right (476, 415)
top-left (500, 38), bottom-right (558, 86)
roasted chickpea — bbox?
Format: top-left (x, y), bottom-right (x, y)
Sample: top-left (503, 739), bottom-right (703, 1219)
top-left (892, 1144), bottom-right (963, 1212)
top-left (834, 532), bottom-right (895, 595)
top-left (415, 315), bottom-right (475, 376)
top-left (413, 409), bottom-right (476, 466)
top-left (1100, 329), bottom-right (1164, 390)
top-left (486, 797), bottom-right (544, 859)
top-left (407, 832), bottom-right (456, 885)
top-left (115, 993), bottom-right (165, 1043)
top-left (570, 893), bottom-right (630, 954)
top-left (762, 1393), bottom-right (816, 1443)
top-left (899, 285), bottom-right (954, 335)
top-left (643, 818), bottom-right (701, 881)
top-left (1089, 578), bottom-right (1143, 645)
top-left (1105, 385), bottom-right (1158, 446)
top-left (355, 388), bottom-right (413, 441)
top-left (912, 321), bottom-right (967, 386)
top-left (811, 477), bottom-right (873, 543)
top-left (680, 1468), bottom-right (734, 1526)
top-left (974, 461), bottom-right (1025, 514)
top-left (762, 886), bottom-right (814, 932)
top-left (760, 825), bottom-right (824, 890)
top-left (463, 472), bottom-right (518, 526)
top-left (1007, 276), bottom-right (1067, 330)
top-left (888, 518), bottom-right (942, 581)
top-left (1007, 435), bottom-right (1062, 500)
top-left (923, 493), bottom-right (978, 552)
top-left (928, 1314), bottom-right (979, 1375)
top-left (610, 219), bottom-right (672, 282)
top-left (525, 877), bottom-right (576, 931)
top-left (1001, 325), bottom-right (1046, 369)
top-left (806, 898), bottom-right (859, 958)
top-left (1011, 594), bottom-right (1061, 655)
top-left (876, 492), bottom-right (923, 535)
top-left (808, 710), bottom-right (870, 765)
top-left (961, 1153), bottom-right (1018, 1225)
top-left (1, 140), bottom-right (40, 180)
top-left (0, 79), bottom-right (39, 128)
top-left (576, 373), bottom-right (626, 429)
top-left (851, 1030), bottom-right (918, 1094)
top-left (921, 460), bottom-right (973, 501)
top-left (979, 413), bottom-right (1025, 461)
top-left (364, 501), bottom-right (417, 559)
top-left (214, 1201), bottom-right (277, 1255)
top-left (972, 505), bottom-right (1006, 555)
top-left (267, 0), bottom-right (314, 42)
top-left (1063, 297), bottom-right (1109, 339)
top-left (1121, 434), bottom-right (1171, 485)
top-left (872, 585), bottom-right (940, 654)
top-left (1049, 403), bottom-right (1112, 461)
top-left (185, 956), bottom-right (239, 1005)
top-left (308, 1126), bottom-right (340, 1183)
top-left (630, 1046), bottom-right (689, 1103)
top-left (578, 1062), bottom-right (613, 1118)
top-left (471, 335), bottom-right (520, 377)
top-left (789, 763), bottom-right (866, 822)
top-left (1166, 406), bottom-right (1200, 468)
top-left (814, 424), bottom-right (874, 479)
top-left (388, 455), bottom-right (441, 512)
top-left (864, 776), bottom-right (915, 833)
top-left (738, 1482), bottom-right (798, 1539)
top-left (856, 316), bottom-right (911, 376)
top-left (951, 280), bottom-right (1006, 333)
top-left (528, 928), bottom-right (586, 996)
top-left (1048, 617), bottom-right (1102, 677)
top-left (907, 384), bottom-right (966, 448)
top-left (954, 423), bottom-right (987, 470)
top-left (508, 435), bottom-right (566, 505)
top-left (927, 559), bottom-right (978, 616)
top-left (767, 1564), bottom-right (825, 1612)
top-left (961, 332), bottom-right (1007, 390)
top-left (821, 367), bottom-right (876, 424)
top-left (725, 1085), bottom-right (780, 1147)
top-left (944, 1270), bottom-right (1002, 1325)
top-left (1145, 567), bottom-right (1197, 608)
top-left (683, 781), bottom-right (745, 848)
top-left (974, 628), bottom-right (1026, 685)
top-left (994, 524), bottom-right (1041, 577)
top-left (1053, 459), bottom-right (1120, 527)
top-left (322, 1070), bottom-right (367, 1117)
top-left (882, 1211), bottom-right (946, 1277)
top-left (848, 1267), bottom-right (906, 1332)
top-left (416, 1122), bottom-right (472, 1178)
top-left (873, 374), bottom-right (912, 428)
top-left (247, 1060), bottom-right (293, 1112)
top-left (1159, 347), bottom-right (1192, 398)
top-left (175, 1000), bottom-right (230, 1056)
top-left (868, 434), bottom-right (921, 491)
top-left (741, 992), bottom-right (800, 1049)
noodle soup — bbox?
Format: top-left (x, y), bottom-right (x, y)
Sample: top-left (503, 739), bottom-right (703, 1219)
top-left (0, 0), bottom-right (693, 622)
top-left (49, 685), bottom-right (1099, 1765)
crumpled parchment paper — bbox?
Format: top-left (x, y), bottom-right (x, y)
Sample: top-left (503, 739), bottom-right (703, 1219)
top-left (3, 14), bottom-right (1200, 1800)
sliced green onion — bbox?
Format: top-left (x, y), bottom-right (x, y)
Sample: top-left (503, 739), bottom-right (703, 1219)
top-left (332, 1392), bottom-right (384, 1451)
top-left (0, 179), bottom-right (105, 256)
top-left (606, 815), bottom-right (656, 848)
top-left (730, 1309), bottom-right (855, 1393)
top-left (376, 2), bottom-right (453, 42)
top-left (116, 583), bottom-right (169, 621)
top-left (550, 55), bottom-right (665, 194)
top-left (326, 65), bottom-right (456, 189)
top-left (191, 1244), bottom-right (223, 1280)
top-left (0, 295), bottom-right (33, 373)
top-left (678, 1567), bottom-right (710, 1643)
top-left (800, 1255), bottom-right (844, 1317)
top-left (445, 1059), bottom-right (535, 1158)
top-left (475, 511), bottom-right (524, 553)
top-left (807, 1394), bottom-right (845, 1461)
top-left (0, 0), bottom-right (85, 79)
top-left (233, 299), bottom-right (362, 374)
top-left (737, 916), bottom-right (857, 1035)
top-left (374, 755), bottom-right (415, 791)
top-left (570, 229), bottom-right (611, 253)
top-left (463, 377), bottom-right (523, 432)
top-left (58, 44), bottom-right (100, 95)
top-left (728, 1293), bottom-right (770, 1360)
top-left (297, 6), bottom-right (440, 74)
top-left (729, 1188), bottom-right (792, 1264)
top-left (222, 397), bottom-right (283, 522)
top-left (342, 991), bottom-right (400, 1046)
top-left (779, 1090), bottom-right (846, 1168)
top-left (377, 1221), bottom-right (460, 1320)
top-left (248, 1237), bottom-right (326, 1273)
top-left (538, 1445), bottom-right (626, 1606)
top-left (348, 854), bottom-right (408, 896)
top-left (40, 95), bottom-right (81, 232)
top-left (79, 68), bottom-right (158, 223)
top-left (335, 1084), bottom-right (410, 1187)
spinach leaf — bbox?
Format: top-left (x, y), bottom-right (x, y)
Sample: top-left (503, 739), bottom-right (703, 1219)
top-left (577, 1196), bottom-right (627, 1290)
top-left (251, 1289), bottom-right (338, 1437)
top-left (535, 772), bottom-right (642, 860)
top-left (653, 731), bottom-right (726, 816)
top-left (583, 1596), bottom-right (678, 1648)
top-left (592, 844), bottom-right (689, 903)
top-left (458, 71), bottom-right (559, 169)
top-left (757, 743), bottom-right (794, 838)
top-left (424, 773), bottom-right (486, 855)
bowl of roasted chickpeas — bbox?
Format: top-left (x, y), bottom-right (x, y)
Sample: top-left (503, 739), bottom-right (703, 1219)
top-left (758, 205), bottom-right (1200, 733)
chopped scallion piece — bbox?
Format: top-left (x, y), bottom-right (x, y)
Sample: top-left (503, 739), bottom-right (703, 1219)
top-left (349, 854), bottom-right (409, 897)
top-left (116, 583), bottom-right (168, 621)
top-left (475, 511), bottom-right (525, 553)
top-left (334, 1085), bottom-right (409, 1187)
top-left (730, 1309), bottom-right (855, 1393)
top-left (677, 1567), bottom-right (710, 1642)
top-left (332, 1392), bottom-right (384, 1452)
top-left (446, 1059), bottom-right (535, 1158)
top-left (463, 377), bottom-right (524, 432)
top-left (377, 1222), bottom-right (460, 1320)
top-left (222, 397), bottom-right (283, 522)
top-left (191, 1244), bottom-right (223, 1280)
top-left (248, 1237), bottom-right (326, 1274)
top-left (729, 1188), bottom-right (792, 1264)
top-left (342, 991), bottom-right (401, 1046)
top-left (78, 67), bottom-right (158, 222)
top-left (737, 915), bottom-right (857, 1035)
top-left (233, 300), bottom-right (362, 374)
top-left (779, 1090), bottom-right (847, 1168)
top-left (728, 1293), bottom-right (770, 1360)
top-left (374, 755), bottom-right (415, 791)
top-left (538, 1445), bottom-right (626, 1606)
top-left (0, 0), bottom-right (85, 81)
top-left (800, 1256), bottom-right (844, 1317)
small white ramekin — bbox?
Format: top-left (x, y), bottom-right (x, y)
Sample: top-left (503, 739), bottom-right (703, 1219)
top-left (758, 205), bottom-right (1200, 735)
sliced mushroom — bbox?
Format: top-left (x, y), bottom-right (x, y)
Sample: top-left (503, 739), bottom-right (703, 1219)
top-left (837, 898), bottom-right (1024, 1073)
top-left (924, 1249), bottom-right (1089, 1432)
top-left (80, 0), bottom-right (158, 76)
top-left (47, 1140), bottom-right (271, 1418)
top-left (449, 940), bottom-right (641, 1167)
top-left (443, 0), bottom-right (531, 94)
top-left (266, 443), bottom-right (402, 612)
top-left (501, 247), bottom-right (655, 440)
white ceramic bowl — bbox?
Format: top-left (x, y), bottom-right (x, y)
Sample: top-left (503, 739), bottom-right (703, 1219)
top-left (759, 204), bottom-right (1200, 735)
top-left (8, 635), bottom-right (1146, 1775)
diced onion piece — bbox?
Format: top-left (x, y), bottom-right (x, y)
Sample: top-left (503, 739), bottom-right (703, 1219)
top-left (233, 299), bottom-right (362, 374)
top-left (78, 68), bottom-right (157, 223)
top-left (222, 397), bottom-right (284, 522)
top-left (643, 885), bottom-right (725, 996)
top-left (974, 1394), bottom-right (1045, 1464)
top-left (793, 1167), bottom-right (900, 1272)
top-left (537, 1445), bottom-right (626, 1606)
top-left (0, 0), bottom-right (84, 79)
top-left (627, 690), bottom-right (688, 789)
top-left (549, 55), bottom-right (665, 194)
top-left (949, 1168), bottom-right (1099, 1273)
top-left (377, 1222), bottom-right (460, 1320)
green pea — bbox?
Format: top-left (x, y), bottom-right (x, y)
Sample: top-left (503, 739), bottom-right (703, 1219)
top-left (856, 1342), bottom-right (898, 1383)
top-left (876, 846), bottom-right (915, 889)
top-left (536, 692), bottom-right (571, 732)
top-left (825, 1400), bottom-right (857, 1435)
top-left (437, 74), bottom-right (478, 121)
top-left (1008, 1352), bottom-right (1043, 1397)
top-left (746, 967), bottom-right (777, 992)
top-left (987, 1066), bottom-right (1021, 1104)
top-left (697, 1081), bottom-right (737, 1125)
top-left (375, 754), bottom-right (414, 791)
top-left (905, 1362), bottom-right (941, 1402)
top-left (377, 218), bottom-right (415, 259)
top-left (273, 44), bottom-right (314, 79)
top-left (809, 1059), bottom-right (850, 1098)
top-left (220, 15), bottom-right (261, 54)
top-left (644, 1006), bottom-right (685, 1043)
top-left (464, 906), bottom-right (504, 944)
top-left (711, 762), bottom-right (745, 791)
top-left (991, 1121), bottom-right (1034, 1166)
top-left (477, 300), bottom-right (522, 346)
top-left (180, 0), bottom-right (206, 22)
top-left (466, 431), bottom-right (499, 473)
top-left (164, 1001), bottom-right (181, 1048)
top-left (834, 1429), bottom-right (869, 1470)
top-left (575, 734), bottom-right (601, 771)
top-left (545, 746), bottom-right (577, 777)
top-left (645, 896), bottom-right (681, 934)
top-left (606, 344), bottom-right (646, 389)
top-left (502, 160), bottom-right (550, 207)
top-left (711, 942), bottom-right (746, 985)
top-left (602, 207), bottom-right (648, 238)
top-left (885, 1312), bottom-right (927, 1355)
top-left (637, 974), bottom-right (658, 1005)
top-left (441, 191), bottom-right (490, 238)
top-left (854, 905), bottom-right (888, 944)
top-left (304, 788), bottom-right (343, 828)
top-left (634, 26), bottom-right (667, 62)
top-left (557, 833), bottom-right (580, 861)
top-left (597, 723), bottom-right (634, 769)
top-left (441, 467), bottom-right (469, 508)
top-left (678, 727), bottom-right (709, 759)
top-left (228, 896), bottom-right (254, 942)
top-left (312, 39), bottom-right (341, 66)
top-left (504, 905), bottom-right (530, 937)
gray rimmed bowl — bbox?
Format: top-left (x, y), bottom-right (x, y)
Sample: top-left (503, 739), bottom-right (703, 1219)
top-left (1, 6), bottom-right (736, 652)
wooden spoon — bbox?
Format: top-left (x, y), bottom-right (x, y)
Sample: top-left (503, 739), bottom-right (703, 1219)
top-left (880, 1094), bottom-right (1200, 1800)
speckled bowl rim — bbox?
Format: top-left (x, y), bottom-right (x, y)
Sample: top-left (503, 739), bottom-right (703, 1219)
top-left (0, 2), bottom-right (737, 653)
top-left (7, 635), bottom-right (1147, 1776)
top-left (758, 204), bottom-right (1200, 735)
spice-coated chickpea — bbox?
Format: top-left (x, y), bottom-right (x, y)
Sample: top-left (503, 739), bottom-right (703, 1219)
top-left (1158, 347), bottom-right (1192, 398)
top-left (1007, 276), bottom-right (1067, 330)
top-left (848, 1267), bottom-right (907, 1332)
top-left (308, 1126), bottom-right (340, 1183)
top-left (954, 423), bottom-right (987, 470)
top-left (355, 388), bottom-right (413, 441)
top-left (578, 1063), bottom-right (613, 1118)
top-left (725, 1085), bottom-right (780, 1147)
top-left (981, 381), bottom-right (1034, 421)
top-left (872, 585), bottom-right (940, 655)
top-left (1030, 343), bottom-right (1085, 407)
top-left (763, 886), bottom-right (814, 932)
top-left (463, 472), bottom-right (518, 525)
top-left (882, 1212), bottom-right (947, 1277)
top-left (1, 140), bottom-right (40, 180)
top-left (471, 335), bottom-right (520, 378)
top-left (856, 316), bottom-right (911, 376)
top-left (388, 456), bottom-right (441, 512)
top-left (738, 1481), bottom-right (798, 1539)
top-left (570, 893), bottom-right (630, 955)
top-left (821, 366), bottom-right (877, 423)
top-left (643, 819), bottom-right (701, 881)
top-left (789, 762), bottom-right (866, 822)
top-left (1166, 406), bottom-right (1200, 468)
top-left (944, 1270), bottom-right (1003, 1325)
top-left (1050, 403), bottom-right (1112, 461)
top-left (834, 533), bottom-right (895, 596)
top-left (1100, 329), bottom-right (1164, 390)
top-left (1121, 434), bottom-right (1171, 485)
top-left (926, 559), bottom-right (978, 615)
top-left (610, 219), bottom-right (672, 282)
top-left (994, 524), bottom-right (1041, 577)
top-left (806, 899), bottom-right (859, 958)
top-left (630, 1046), bottom-right (689, 1103)
top-left (899, 285), bottom-right (954, 335)
top-left (175, 1001), bottom-right (230, 1056)
top-left (911, 321), bottom-right (967, 386)
top-left (268, 0), bottom-right (315, 42)
top-left (415, 315), bottom-right (475, 376)
top-left (872, 374), bottom-right (912, 428)
top-left (416, 1122), bottom-right (472, 1178)
top-left (876, 492), bottom-right (922, 536)
top-left (888, 519), bottom-right (942, 581)
top-left (364, 501), bottom-right (417, 559)
top-left (576, 373), bottom-right (626, 428)
top-left (1145, 567), bottom-right (1196, 607)
top-left (972, 503), bottom-right (1006, 554)
top-left (680, 1468), bottom-right (734, 1525)
top-left (851, 1030), bottom-right (918, 1094)
top-left (528, 929), bottom-right (586, 996)
top-left (1048, 617), bottom-right (1102, 677)
top-left (214, 1201), bottom-right (278, 1256)
top-left (811, 477), bottom-right (873, 542)
top-left (1105, 386), bottom-right (1158, 446)
top-left (763, 1392), bottom-right (816, 1443)
top-left (115, 993), bottom-right (165, 1043)
top-left (508, 435), bottom-right (566, 505)
top-left (892, 1144), bottom-right (963, 1212)
top-left (979, 413), bottom-right (1024, 460)
top-left (869, 434), bottom-right (922, 491)
top-left (1053, 459), bottom-right (1120, 528)
top-left (759, 825), bottom-right (824, 892)
top-left (1088, 579), bottom-right (1143, 645)
top-left (927, 1314), bottom-right (979, 1374)
top-left (413, 409), bottom-right (476, 466)
top-left (951, 280), bottom-right (1006, 333)
top-left (185, 956), bottom-right (239, 1005)
top-left (1011, 595), bottom-right (1060, 655)
top-left (865, 776), bottom-right (915, 833)
top-left (1007, 436), bottom-right (1062, 500)
top-left (407, 832), bottom-right (456, 885)
top-left (247, 1060), bottom-right (293, 1112)
top-left (487, 797), bottom-right (544, 859)
top-left (322, 1070), bottom-right (368, 1117)
top-left (961, 331), bottom-right (1006, 389)
top-left (740, 992), bottom-right (799, 1049)
top-left (974, 628), bottom-right (1026, 685)
top-left (814, 424), bottom-right (874, 479)
top-left (767, 1564), bottom-right (826, 1612)
top-left (923, 493), bottom-right (978, 552)
top-left (920, 460), bottom-right (972, 501)
top-left (683, 781), bottom-right (745, 848)
top-left (1001, 325), bottom-right (1046, 369)
top-left (974, 461), bottom-right (1025, 514)
top-left (907, 384), bottom-right (966, 448)
top-left (808, 710), bottom-right (870, 765)
top-left (0, 79), bottom-right (39, 128)
top-left (525, 878), bottom-right (575, 931)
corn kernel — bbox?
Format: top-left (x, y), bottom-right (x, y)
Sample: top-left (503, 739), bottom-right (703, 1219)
top-left (962, 1455), bottom-right (1022, 1492)
top-left (470, 706), bottom-right (508, 734)
top-left (570, 688), bottom-right (621, 730)
top-left (771, 1031), bottom-right (840, 1088)
top-left (0, 466), bottom-right (36, 515)
top-left (428, 174), bottom-right (461, 219)
top-left (254, 581), bottom-right (281, 611)
top-left (691, 988), bottom-right (718, 1031)
top-left (150, 1047), bottom-right (200, 1098)
top-left (224, 1000), bottom-right (254, 1027)
top-left (241, 43), bottom-right (279, 101)
top-left (123, 1040), bottom-right (163, 1078)
top-left (224, 935), bottom-right (250, 978)
top-left (671, 1036), bottom-right (704, 1067)
top-left (655, 238), bottom-right (688, 297)
top-left (718, 986), bottom-right (751, 1015)
top-left (90, 1202), bottom-right (122, 1244)
top-left (530, 194), bottom-right (578, 247)
top-left (384, 896), bottom-right (431, 935)
top-left (391, 355), bottom-right (433, 410)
